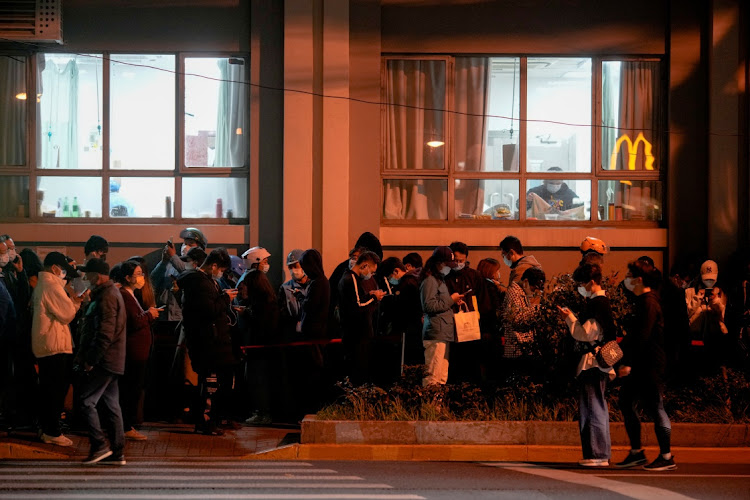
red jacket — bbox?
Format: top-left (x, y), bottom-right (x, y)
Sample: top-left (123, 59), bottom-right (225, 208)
top-left (120, 288), bottom-right (154, 362)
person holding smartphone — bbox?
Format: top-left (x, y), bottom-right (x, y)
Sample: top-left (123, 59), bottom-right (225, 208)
top-left (557, 263), bottom-right (615, 467)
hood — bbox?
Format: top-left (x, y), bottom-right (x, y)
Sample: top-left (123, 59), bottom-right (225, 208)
top-left (38, 270), bottom-right (66, 288)
top-left (355, 231), bottom-right (383, 259)
top-left (514, 254), bottom-right (541, 269)
top-left (176, 268), bottom-right (208, 290)
top-left (300, 249), bottom-right (326, 280)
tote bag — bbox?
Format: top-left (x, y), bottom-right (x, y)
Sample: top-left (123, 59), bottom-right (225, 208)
top-left (454, 297), bottom-right (481, 342)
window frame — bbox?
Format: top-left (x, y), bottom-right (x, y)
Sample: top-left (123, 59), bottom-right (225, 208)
top-left (380, 53), bottom-right (666, 227)
top-left (0, 50), bottom-right (250, 224)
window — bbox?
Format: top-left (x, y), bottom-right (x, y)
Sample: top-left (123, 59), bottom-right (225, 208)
top-left (381, 56), bottom-right (663, 224)
top-left (0, 52), bottom-right (249, 222)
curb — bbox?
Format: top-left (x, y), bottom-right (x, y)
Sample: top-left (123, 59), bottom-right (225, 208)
top-left (245, 444), bottom-right (750, 463)
top-left (0, 442), bottom-right (69, 460)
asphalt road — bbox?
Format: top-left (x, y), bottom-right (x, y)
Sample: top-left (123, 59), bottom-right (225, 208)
top-left (0, 459), bottom-right (748, 499)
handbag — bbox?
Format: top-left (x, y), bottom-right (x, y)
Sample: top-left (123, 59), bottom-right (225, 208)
top-left (454, 298), bottom-right (481, 343)
top-left (595, 340), bottom-right (623, 368)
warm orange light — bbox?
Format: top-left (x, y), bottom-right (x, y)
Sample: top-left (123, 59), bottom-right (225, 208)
top-left (426, 140), bottom-right (445, 148)
top-left (15, 92), bottom-right (27, 100)
top-left (609, 132), bottom-right (655, 170)
top-left (235, 127), bottom-right (243, 135)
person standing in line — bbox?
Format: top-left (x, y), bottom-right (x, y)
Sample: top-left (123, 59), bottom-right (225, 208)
top-left (30, 252), bottom-right (83, 447)
top-left (558, 263), bottom-right (616, 467)
top-left (499, 235), bottom-right (542, 287)
top-left (75, 258), bottom-right (127, 465)
top-left (616, 259), bottom-right (676, 471)
top-left (278, 249), bottom-right (309, 340)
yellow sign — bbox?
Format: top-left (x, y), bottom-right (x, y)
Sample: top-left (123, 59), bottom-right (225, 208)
top-left (609, 132), bottom-right (655, 170)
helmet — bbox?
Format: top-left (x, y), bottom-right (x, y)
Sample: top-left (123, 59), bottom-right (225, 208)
top-left (580, 236), bottom-right (608, 255)
top-left (229, 255), bottom-right (247, 277)
top-left (242, 246), bottom-right (271, 264)
top-left (179, 227), bottom-right (207, 250)
top-left (286, 249), bottom-right (305, 266)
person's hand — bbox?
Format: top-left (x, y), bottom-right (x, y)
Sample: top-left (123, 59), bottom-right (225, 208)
top-left (450, 292), bottom-right (463, 304)
top-left (12, 254), bottom-right (23, 272)
top-left (232, 305), bottom-right (246, 313)
top-left (529, 292), bottom-right (542, 306)
top-left (370, 290), bottom-right (387, 301)
top-left (526, 192), bottom-right (534, 202)
top-left (617, 365), bottom-right (631, 378)
top-left (556, 305), bottom-right (572, 320)
top-left (225, 288), bottom-right (239, 300)
top-left (148, 306), bottom-right (161, 319)
top-left (164, 243), bottom-right (176, 260)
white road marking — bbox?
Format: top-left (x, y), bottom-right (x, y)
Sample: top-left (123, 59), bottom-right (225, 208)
top-left (487, 462), bottom-right (699, 500)
top-left (0, 475), bottom-right (364, 481)
top-left (0, 496), bottom-right (425, 500)
top-left (0, 482), bottom-right (393, 490)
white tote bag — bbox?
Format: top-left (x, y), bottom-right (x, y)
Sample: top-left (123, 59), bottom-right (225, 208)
top-left (454, 298), bottom-right (481, 343)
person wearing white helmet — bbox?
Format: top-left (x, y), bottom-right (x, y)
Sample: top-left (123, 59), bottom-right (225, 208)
top-left (242, 246), bottom-right (271, 274)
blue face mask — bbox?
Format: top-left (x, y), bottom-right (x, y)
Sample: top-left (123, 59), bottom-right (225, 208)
top-left (361, 271), bottom-right (372, 281)
top-left (388, 277), bottom-right (400, 286)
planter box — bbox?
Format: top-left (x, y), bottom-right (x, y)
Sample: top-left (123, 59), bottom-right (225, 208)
top-left (301, 416), bottom-right (750, 447)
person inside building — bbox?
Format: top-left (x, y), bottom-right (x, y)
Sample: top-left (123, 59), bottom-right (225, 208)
top-left (557, 263), bottom-right (616, 467)
top-left (525, 166), bottom-right (581, 212)
top-left (616, 259), bottom-right (675, 471)
top-left (499, 235), bottom-right (543, 286)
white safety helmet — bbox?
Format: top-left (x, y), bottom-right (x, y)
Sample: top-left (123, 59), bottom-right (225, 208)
top-left (242, 246), bottom-right (271, 264)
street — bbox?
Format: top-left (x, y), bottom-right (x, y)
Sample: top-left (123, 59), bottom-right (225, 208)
top-left (0, 459), bottom-right (748, 499)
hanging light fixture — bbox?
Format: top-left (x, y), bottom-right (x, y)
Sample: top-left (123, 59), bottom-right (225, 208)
top-left (426, 139), bottom-right (445, 148)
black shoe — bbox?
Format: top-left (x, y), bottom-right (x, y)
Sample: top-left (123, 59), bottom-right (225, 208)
top-left (615, 450), bottom-right (648, 468)
top-left (99, 454), bottom-right (126, 466)
top-left (643, 455), bottom-right (676, 471)
top-left (195, 424), bottom-right (224, 436)
top-left (83, 448), bottom-right (113, 465)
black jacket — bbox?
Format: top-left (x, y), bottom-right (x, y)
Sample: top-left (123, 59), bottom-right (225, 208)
top-left (299, 249), bottom-right (330, 339)
top-left (620, 291), bottom-right (666, 379)
top-left (445, 266), bottom-right (488, 314)
top-left (177, 270), bottom-right (236, 372)
top-left (338, 269), bottom-right (376, 341)
top-left (527, 182), bottom-right (580, 211)
top-left (77, 280), bottom-right (127, 375)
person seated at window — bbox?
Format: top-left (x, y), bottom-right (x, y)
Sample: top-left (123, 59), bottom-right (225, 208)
top-left (109, 178), bottom-right (136, 217)
top-left (525, 166), bottom-right (581, 212)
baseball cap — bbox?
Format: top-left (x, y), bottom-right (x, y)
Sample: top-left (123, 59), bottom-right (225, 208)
top-left (179, 247), bottom-right (207, 265)
top-left (286, 249), bottom-right (305, 266)
top-left (84, 235), bottom-right (109, 255)
top-left (432, 246), bottom-right (457, 268)
top-left (43, 251), bottom-right (78, 275)
top-left (78, 258), bottom-right (110, 276)
top-left (700, 260), bottom-right (718, 281)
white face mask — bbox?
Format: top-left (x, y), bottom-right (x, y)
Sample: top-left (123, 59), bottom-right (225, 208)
top-left (703, 278), bottom-right (716, 289)
top-left (440, 265), bottom-right (451, 276)
top-left (348, 258), bottom-right (357, 270)
top-left (502, 256), bottom-right (513, 268)
top-left (184, 263), bottom-right (195, 271)
top-left (577, 285), bottom-right (590, 298)
top-left (291, 268), bottom-right (305, 281)
top-left (454, 262), bottom-right (465, 272)
top-left (623, 277), bottom-right (636, 292)
top-left (361, 271), bottom-right (372, 281)
top-left (0, 253), bottom-right (9, 267)
top-left (181, 243), bottom-right (195, 257)
top-left (7, 249), bottom-right (17, 262)
top-left (546, 183), bottom-right (562, 194)
top-left (260, 263), bottom-right (270, 274)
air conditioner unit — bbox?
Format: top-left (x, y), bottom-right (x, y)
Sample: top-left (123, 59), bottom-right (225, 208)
top-left (0, 0), bottom-right (62, 44)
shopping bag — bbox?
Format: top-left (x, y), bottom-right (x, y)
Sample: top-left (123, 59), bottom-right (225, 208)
top-left (454, 301), bottom-right (481, 342)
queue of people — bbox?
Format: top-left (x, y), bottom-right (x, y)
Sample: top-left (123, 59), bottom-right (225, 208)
top-left (0, 228), bottom-right (749, 469)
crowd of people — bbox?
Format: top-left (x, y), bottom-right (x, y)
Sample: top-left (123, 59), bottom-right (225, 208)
top-left (0, 229), bottom-right (748, 468)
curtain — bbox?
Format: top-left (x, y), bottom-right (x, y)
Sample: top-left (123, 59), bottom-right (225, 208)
top-left (383, 60), bottom-right (447, 219)
top-left (39, 56), bottom-right (79, 169)
top-left (453, 57), bottom-right (489, 216)
top-left (601, 62), bottom-right (618, 171)
top-left (0, 56), bottom-right (26, 165)
top-left (613, 61), bottom-right (660, 171)
top-left (215, 59), bottom-right (248, 168)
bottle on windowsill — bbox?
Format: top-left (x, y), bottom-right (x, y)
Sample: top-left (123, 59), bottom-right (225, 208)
top-left (62, 197), bottom-right (71, 217)
top-left (71, 196), bottom-right (80, 217)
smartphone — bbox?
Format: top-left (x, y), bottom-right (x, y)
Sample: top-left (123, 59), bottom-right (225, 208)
top-left (167, 237), bottom-right (174, 248)
top-left (156, 306), bottom-right (166, 311)
top-left (462, 289), bottom-right (473, 296)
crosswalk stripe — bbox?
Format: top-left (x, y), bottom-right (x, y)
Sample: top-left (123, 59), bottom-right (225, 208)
top-left (0, 495), bottom-right (426, 500)
top-left (0, 461), bottom-right (314, 467)
top-left (0, 475), bottom-right (364, 481)
top-left (0, 482), bottom-right (394, 490)
top-left (0, 469), bottom-right (339, 475)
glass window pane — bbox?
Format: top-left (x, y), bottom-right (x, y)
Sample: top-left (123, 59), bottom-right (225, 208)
top-left (383, 179), bottom-right (447, 220)
top-left (597, 180), bottom-right (662, 221)
top-left (0, 176), bottom-right (29, 217)
top-left (37, 176), bottom-right (102, 218)
top-left (527, 57), bottom-right (591, 173)
top-left (602, 61), bottom-right (661, 171)
top-left (111, 54), bottom-right (175, 170)
top-left (185, 57), bottom-right (248, 168)
top-left (38, 54), bottom-right (103, 169)
top-left (456, 179), bottom-right (519, 220)
top-left (525, 179), bottom-right (590, 220)
top-left (480, 57), bottom-right (520, 172)
top-left (0, 55), bottom-right (26, 166)
top-left (182, 177), bottom-right (247, 218)
top-left (109, 177), bottom-right (174, 218)
top-left (385, 60), bottom-right (446, 170)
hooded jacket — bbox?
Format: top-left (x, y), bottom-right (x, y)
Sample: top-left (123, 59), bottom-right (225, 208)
top-left (77, 280), bottom-right (127, 375)
top-left (508, 255), bottom-right (543, 285)
top-left (299, 249), bottom-right (330, 339)
top-left (31, 271), bottom-right (80, 358)
top-left (527, 182), bottom-right (580, 211)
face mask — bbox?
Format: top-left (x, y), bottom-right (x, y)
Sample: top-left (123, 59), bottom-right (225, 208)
top-left (0, 253), bottom-right (9, 267)
top-left (703, 279), bottom-right (716, 289)
top-left (184, 263), bottom-right (195, 271)
top-left (623, 277), bottom-right (635, 292)
top-left (291, 268), bottom-right (305, 281)
top-left (577, 285), bottom-right (590, 298)
top-left (440, 266), bottom-right (451, 276)
top-left (546, 184), bottom-right (562, 194)
top-left (181, 244), bottom-right (195, 257)
top-left (260, 263), bottom-right (270, 274)
top-left (454, 262), bottom-right (465, 272)
top-left (361, 271), bottom-right (373, 281)
top-left (502, 256), bottom-right (513, 268)
top-left (212, 271), bottom-right (222, 281)
top-left (133, 276), bottom-right (146, 289)
top-left (682, 282), bottom-right (689, 290)
top-left (348, 258), bottom-right (356, 270)
top-left (388, 276), bottom-right (400, 286)
top-left (7, 249), bottom-right (17, 262)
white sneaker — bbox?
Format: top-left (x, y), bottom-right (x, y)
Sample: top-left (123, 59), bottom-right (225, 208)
top-left (41, 433), bottom-right (73, 447)
top-left (578, 458), bottom-right (609, 467)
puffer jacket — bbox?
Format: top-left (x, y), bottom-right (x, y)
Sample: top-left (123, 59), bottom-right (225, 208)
top-left (31, 271), bottom-right (80, 358)
top-left (420, 274), bottom-right (456, 342)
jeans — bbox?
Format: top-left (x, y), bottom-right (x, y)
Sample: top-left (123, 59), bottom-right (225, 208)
top-left (77, 367), bottom-right (125, 456)
top-left (37, 354), bottom-right (72, 437)
top-left (620, 375), bottom-right (672, 455)
top-left (578, 368), bottom-right (611, 460)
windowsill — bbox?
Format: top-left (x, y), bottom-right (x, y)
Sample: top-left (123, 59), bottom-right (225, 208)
top-left (379, 225), bottom-right (667, 248)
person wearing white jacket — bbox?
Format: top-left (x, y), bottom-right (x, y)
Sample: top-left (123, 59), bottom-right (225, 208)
top-left (31, 252), bottom-right (84, 447)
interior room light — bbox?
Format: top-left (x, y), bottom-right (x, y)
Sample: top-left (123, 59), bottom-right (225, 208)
top-left (15, 92), bottom-right (27, 100)
top-left (426, 140), bottom-right (445, 148)
top-left (235, 127), bottom-right (243, 135)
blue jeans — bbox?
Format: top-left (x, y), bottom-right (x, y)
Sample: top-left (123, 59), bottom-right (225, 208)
top-left (77, 367), bottom-right (125, 456)
top-left (578, 368), bottom-right (611, 460)
top-left (620, 375), bottom-right (671, 455)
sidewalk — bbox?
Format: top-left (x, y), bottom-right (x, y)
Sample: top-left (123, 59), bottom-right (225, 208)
top-left (0, 422), bottom-right (296, 460)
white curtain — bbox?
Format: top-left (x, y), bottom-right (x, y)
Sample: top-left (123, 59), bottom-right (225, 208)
top-left (39, 56), bottom-right (79, 169)
top-left (215, 59), bottom-right (248, 168)
top-left (0, 56), bottom-right (26, 165)
top-left (613, 61), bottom-right (659, 171)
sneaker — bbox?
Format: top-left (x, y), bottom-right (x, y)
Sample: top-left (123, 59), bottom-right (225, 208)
top-left (615, 450), bottom-right (648, 468)
top-left (194, 424), bottom-right (224, 436)
top-left (124, 428), bottom-right (148, 441)
top-left (578, 458), bottom-right (609, 467)
top-left (99, 454), bottom-right (126, 466)
top-left (40, 433), bottom-right (73, 447)
top-left (643, 455), bottom-right (677, 471)
top-left (83, 448), bottom-right (113, 464)
top-left (244, 412), bottom-right (272, 425)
